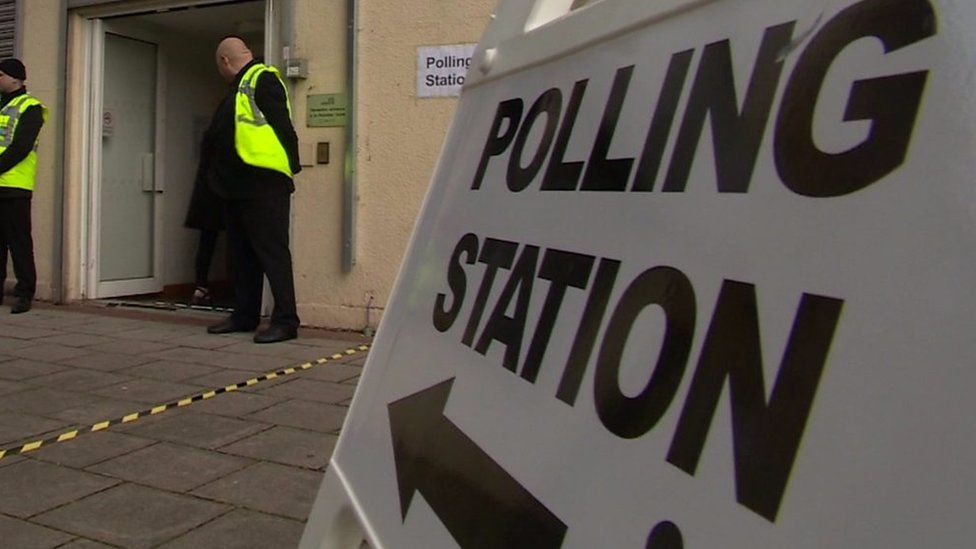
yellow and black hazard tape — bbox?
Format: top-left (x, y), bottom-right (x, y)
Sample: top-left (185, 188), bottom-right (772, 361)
top-left (0, 343), bottom-right (370, 462)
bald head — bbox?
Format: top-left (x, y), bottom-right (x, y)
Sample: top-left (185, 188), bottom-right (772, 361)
top-left (215, 37), bottom-right (253, 82)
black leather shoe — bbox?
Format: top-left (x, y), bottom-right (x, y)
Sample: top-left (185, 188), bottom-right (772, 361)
top-left (253, 325), bottom-right (298, 344)
top-left (10, 297), bottom-right (31, 314)
top-left (207, 318), bottom-right (256, 334)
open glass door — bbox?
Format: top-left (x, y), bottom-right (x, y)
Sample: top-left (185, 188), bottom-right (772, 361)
top-left (88, 20), bottom-right (165, 298)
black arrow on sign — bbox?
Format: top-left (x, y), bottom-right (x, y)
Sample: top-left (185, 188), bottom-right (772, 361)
top-left (388, 378), bottom-right (568, 548)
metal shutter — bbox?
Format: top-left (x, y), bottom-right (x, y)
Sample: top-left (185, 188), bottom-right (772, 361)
top-left (0, 0), bottom-right (15, 60)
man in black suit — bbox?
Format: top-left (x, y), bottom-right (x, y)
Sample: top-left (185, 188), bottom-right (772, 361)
top-left (204, 37), bottom-right (301, 343)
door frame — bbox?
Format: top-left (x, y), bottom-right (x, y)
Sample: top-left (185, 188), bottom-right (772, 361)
top-left (83, 18), bottom-right (168, 298)
top-left (76, 0), bottom-right (275, 300)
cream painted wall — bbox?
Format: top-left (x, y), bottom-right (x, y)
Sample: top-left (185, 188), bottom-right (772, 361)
top-left (288, 0), bottom-right (350, 328)
top-left (290, 0), bottom-right (496, 330)
top-left (16, 1), bottom-right (62, 301)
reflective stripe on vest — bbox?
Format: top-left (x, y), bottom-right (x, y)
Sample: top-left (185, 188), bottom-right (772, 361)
top-left (235, 64), bottom-right (293, 177)
top-left (0, 94), bottom-right (48, 192)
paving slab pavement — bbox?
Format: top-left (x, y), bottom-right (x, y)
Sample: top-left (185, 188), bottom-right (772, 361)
top-left (0, 302), bottom-right (370, 548)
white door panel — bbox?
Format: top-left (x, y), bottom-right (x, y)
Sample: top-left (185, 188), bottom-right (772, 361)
top-left (94, 29), bottom-right (164, 296)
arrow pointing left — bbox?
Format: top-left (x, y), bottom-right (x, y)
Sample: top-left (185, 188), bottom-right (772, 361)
top-left (388, 378), bottom-right (568, 548)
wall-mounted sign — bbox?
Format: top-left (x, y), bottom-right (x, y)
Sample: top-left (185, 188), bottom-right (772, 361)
top-left (417, 43), bottom-right (476, 98)
top-left (102, 110), bottom-right (114, 137)
top-left (307, 93), bottom-right (347, 127)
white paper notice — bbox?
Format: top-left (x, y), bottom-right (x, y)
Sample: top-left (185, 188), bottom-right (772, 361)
top-left (417, 44), bottom-right (477, 98)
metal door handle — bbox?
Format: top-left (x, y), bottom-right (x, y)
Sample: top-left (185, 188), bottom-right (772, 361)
top-left (141, 153), bottom-right (155, 192)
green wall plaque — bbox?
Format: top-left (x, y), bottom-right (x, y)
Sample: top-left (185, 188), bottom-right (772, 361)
top-left (307, 93), bottom-right (348, 127)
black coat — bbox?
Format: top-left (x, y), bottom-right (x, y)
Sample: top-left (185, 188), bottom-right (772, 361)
top-left (183, 126), bottom-right (225, 232)
top-left (207, 60), bottom-right (301, 201)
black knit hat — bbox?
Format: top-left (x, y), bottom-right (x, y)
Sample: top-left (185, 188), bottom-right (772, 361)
top-left (0, 58), bottom-right (26, 81)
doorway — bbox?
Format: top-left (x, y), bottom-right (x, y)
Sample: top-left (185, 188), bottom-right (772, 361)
top-left (81, 0), bottom-right (268, 302)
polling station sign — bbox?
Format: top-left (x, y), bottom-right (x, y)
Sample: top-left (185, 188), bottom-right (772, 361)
top-left (417, 44), bottom-right (476, 97)
top-left (302, 0), bottom-right (975, 546)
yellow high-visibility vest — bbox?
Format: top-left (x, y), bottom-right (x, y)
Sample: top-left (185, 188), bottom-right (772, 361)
top-left (235, 63), bottom-right (293, 177)
top-left (0, 93), bottom-right (47, 191)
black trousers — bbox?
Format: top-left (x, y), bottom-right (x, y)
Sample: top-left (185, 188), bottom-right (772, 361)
top-left (195, 228), bottom-right (219, 288)
top-left (224, 194), bottom-right (299, 329)
top-left (0, 196), bottom-right (36, 299)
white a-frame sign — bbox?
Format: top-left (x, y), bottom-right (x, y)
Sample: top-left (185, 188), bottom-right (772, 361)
top-left (302, 0), bottom-right (975, 546)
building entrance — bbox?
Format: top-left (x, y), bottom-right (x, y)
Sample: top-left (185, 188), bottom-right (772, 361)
top-left (82, 0), bottom-right (266, 304)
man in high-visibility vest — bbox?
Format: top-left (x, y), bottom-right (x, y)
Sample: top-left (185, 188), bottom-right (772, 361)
top-left (204, 36), bottom-right (302, 343)
top-left (0, 58), bottom-right (45, 315)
